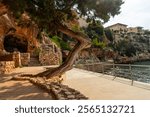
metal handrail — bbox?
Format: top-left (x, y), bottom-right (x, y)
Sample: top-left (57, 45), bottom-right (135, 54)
top-left (75, 62), bottom-right (150, 86)
top-left (77, 62), bottom-right (150, 67)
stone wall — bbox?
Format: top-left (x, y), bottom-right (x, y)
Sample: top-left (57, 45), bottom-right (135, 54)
top-left (0, 61), bottom-right (15, 74)
top-left (12, 52), bottom-right (21, 67)
top-left (12, 52), bottom-right (30, 67)
top-left (75, 48), bottom-right (100, 64)
top-left (0, 52), bottom-right (30, 74)
top-left (20, 53), bottom-right (30, 66)
top-left (39, 44), bottom-right (62, 65)
top-left (0, 54), bottom-right (13, 61)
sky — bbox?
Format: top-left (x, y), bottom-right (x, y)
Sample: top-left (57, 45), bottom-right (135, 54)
top-left (104, 0), bottom-right (150, 30)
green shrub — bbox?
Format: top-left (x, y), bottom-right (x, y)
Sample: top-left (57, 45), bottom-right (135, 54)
top-left (92, 38), bottom-right (106, 49)
top-left (51, 36), bottom-right (71, 50)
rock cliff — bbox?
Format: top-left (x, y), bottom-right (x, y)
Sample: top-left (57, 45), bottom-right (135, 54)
top-left (0, 11), bottom-right (39, 55)
top-left (0, 5), bottom-right (62, 66)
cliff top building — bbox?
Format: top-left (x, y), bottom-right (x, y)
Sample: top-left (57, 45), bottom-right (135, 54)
top-left (127, 26), bottom-right (144, 34)
top-left (106, 23), bottom-right (145, 42)
top-left (106, 23), bottom-right (144, 34)
top-left (106, 23), bottom-right (128, 34)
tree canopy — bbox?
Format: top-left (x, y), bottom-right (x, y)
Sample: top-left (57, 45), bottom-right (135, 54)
top-left (1, 0), bottom-right (124, 78)
top-left (84, 20), bottom-right (106, 48)
top-left (2, 0), bottom-right (123, 32)
top-left (114, 40), bottom-right (136, 57)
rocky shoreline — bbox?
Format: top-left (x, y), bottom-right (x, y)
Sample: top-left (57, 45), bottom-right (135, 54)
top-left (114, 54), bottom-right (150, 64)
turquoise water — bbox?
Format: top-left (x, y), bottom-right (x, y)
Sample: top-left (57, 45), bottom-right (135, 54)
top-left (133, 61), bottom-right (150, 83)
top-left (79, 61), bottom-right (150, 83)
top-left (114, 61), bottom-right (150, 83)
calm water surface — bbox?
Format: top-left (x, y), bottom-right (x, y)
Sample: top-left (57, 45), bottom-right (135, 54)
top-left (115, 61), bottom-right (150, 83)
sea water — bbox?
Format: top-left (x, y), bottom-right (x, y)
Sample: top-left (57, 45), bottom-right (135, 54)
top-left (115, 61), bottom-right (150, 83)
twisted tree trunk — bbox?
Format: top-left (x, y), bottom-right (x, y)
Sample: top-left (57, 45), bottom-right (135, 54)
top-left (36, 25), bottom-right (91, 79)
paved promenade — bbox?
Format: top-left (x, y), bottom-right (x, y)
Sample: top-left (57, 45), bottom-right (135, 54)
top-left (0, 67), bottom-right (150, 100)
top-left (64, 68), bottom-right (150, 100)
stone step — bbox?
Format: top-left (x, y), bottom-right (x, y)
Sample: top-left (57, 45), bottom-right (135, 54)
top-left (29, 57), bottom-right (41, 66)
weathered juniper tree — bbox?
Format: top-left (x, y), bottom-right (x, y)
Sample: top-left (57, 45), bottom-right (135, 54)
top-left (1, 0), bottom-right (123, 79)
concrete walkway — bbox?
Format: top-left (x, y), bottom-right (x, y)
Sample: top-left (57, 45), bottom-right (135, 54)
top-left (0, 67), bottom-right (150, 100)
top-left (64, 68), bottom-right (150, 100)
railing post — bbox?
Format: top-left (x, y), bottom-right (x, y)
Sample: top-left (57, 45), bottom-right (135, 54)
top-left (87, 64), bottom-right (89, 71)
top-left (92, 63), bottom-right (94, 72)
top-left (102, 63), bottom-right (104, 74)
top-left (113, 63), bottom-right (116, 80)
top-left (129, 64), bottom-right (133, 85)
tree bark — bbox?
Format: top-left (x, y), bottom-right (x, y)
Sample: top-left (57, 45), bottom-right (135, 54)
top-left (36, 25), bottom-right (91, 78)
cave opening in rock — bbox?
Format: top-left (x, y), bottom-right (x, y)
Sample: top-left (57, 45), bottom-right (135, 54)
top-left (3, 35), bottom-right (28, 53)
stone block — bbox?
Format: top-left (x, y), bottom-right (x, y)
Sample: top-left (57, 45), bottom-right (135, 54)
top-left (20, 53), bottom-right (30, 66)
top-left (0, 61), bottom-right (15, 74)
top-left (39, 44), bottom-right (62, 65)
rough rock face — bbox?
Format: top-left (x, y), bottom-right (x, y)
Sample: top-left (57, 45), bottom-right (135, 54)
top-left (76, 48), bottom-right (100, 64)
top-left (20, 53), bottom-right (30, 66)
top-left (0, 10), bottom-right (62, 67)
top-left (14, 15), bottom-right (39, 53)
top-left (0, 12), bottom-right (39, 55)
top-left (39, 32), bottom-right (62, 65)
top-left (0, 14), bottom-right (15, 53)
top-left (0, 61), bottom-right (15, 74)
top-left (39, 44), bottom-right (62, 65)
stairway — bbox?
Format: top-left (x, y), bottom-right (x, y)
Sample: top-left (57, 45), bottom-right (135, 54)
top-left (29, 56), bottom-right (41, 66)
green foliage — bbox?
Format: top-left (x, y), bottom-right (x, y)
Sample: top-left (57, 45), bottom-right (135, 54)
top-left (71, 24), bottom-right (80, 32)
top-left (2, 0), bottom-right (27, 18)
top-left (114, 40), bottom-right (136, 57)
top-left (2, 0), bottom-right (123, 53)
top-left (144, 30), bottom-right (150, 35)
top-left (104, 29), bottom-right (114, 42)
top-left (51, 36), bottom-right (61, 47)
top-left (2, 0), bottom-right (123, 32)
top-left (88, 21), bottom-right (104, 37)
top-left (33, 47), bottom-right (41, 57)
top-left (76, 0), bottom-right (124, 22)
top-left (51, 36), bottom-right (71, 50)
top-left (84, 20), bottom-right (104, 41)
top-left (84, 20), bottom-right (108, 49)
top-left (92, 38), bottom-right (106, 49)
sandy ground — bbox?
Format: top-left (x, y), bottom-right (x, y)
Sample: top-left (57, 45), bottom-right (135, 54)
top-left (0, 66), bottom-right (150, 100)
top-left (0, 66), bottom-right (56, 100)
top-left (63, 68), bottom-right (150, 100)
top-left (0, 80), bottom-right (52, 100)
